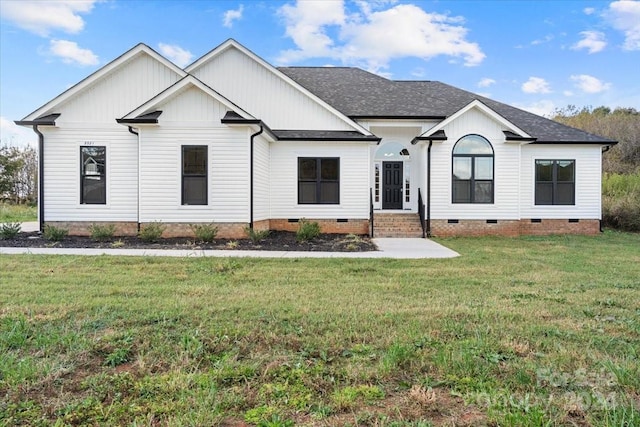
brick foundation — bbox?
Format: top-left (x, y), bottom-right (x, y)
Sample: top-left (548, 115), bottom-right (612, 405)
top-left (45, 221), bottom-right (138, 237)
top-left (518, 219), bottom-right (600, 236)
top-left (142, 222), bottom-right (249, 239)
top-left (430, 219), bottom-right (600, 237)
top-left (270, 218), bottom-right (369, 235)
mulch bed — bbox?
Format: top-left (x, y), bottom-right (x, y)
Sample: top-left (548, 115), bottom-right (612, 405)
top-left (0, 230), bottom-right (377, 252)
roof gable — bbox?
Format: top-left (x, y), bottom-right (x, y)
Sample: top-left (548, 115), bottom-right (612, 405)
top-left (21, 44), bottom-right (187, 122)
top-left (422, 99), bottom-right (532, 140)
top-left (119, 75), bottom-right (255, 123)
top-left (185, 39), bottom-right (370, 134)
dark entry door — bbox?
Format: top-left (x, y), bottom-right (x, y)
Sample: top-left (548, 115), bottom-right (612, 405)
top-left (382, 161), bottom-right (403, 209)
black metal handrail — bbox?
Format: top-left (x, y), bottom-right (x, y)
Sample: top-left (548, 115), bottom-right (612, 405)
top-left (418, 188), bottom-right (426, 238)
top-left (369, 188), bottom-right (374, 238)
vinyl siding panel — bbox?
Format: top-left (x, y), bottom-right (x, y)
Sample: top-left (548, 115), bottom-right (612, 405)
top-left (270, 142), bottom-right (370, 219)
top-left (430, 108), bottom-right (520, 219)
top-left (56, 53), bottom-right (181, 124)
top-left (42, 126), bottom-right (138, 221)
top-left (192, 46), bottom-right (352, 130)
top-left (138, 126), bottom-right (249, 223)
top-left (520, 145), bottom-right (602, 219)
top-left (254, 135), bottom-right (270, 221)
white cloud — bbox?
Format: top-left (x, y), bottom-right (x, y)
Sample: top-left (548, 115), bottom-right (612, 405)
top-left (514, 100), bottom-right (556, 117)
top-left (49, 39), bottom-right (98, 66)
top-left (223, 4), bottom-right (244, 28)
top-left (277, 1), bottom-right (485, 73)
top-left (605, 0), bottom-right (640, 50)
top-left (531, 34), bottom-right (554, 45)
top-left (0, 116), bottom-right (37, 147)
top-left (0, 0), bottom-right (98, 37)
top-left (478, 78), bottom-right (496, 88)
top-left (563, 90), bottom-right (574, 96)
top-left (522, 77), bottom-right (552, 94)
top-left (571, 31), bottom-right (607, 53)
top-left (158, 43), bottom-right (193, 68)
top-left (583, 7), bottom-right (596, 15)
top-left (570, 74), bottom-right (612, 93)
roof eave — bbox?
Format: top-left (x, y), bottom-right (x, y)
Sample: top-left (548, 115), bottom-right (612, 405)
top-left (14, 113), bottom-right (61, 126)
top-left (275, 136), bottom-right (381, 142)
top-left (351, 115), bottom-right (446, 120)
top-left (531, 140), bottom-right (618, 145)
top-left (116, 110), bottom-right (162, 124)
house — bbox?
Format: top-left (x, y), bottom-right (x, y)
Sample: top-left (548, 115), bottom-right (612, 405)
top-left (16, 39), bottom-right (616, 238)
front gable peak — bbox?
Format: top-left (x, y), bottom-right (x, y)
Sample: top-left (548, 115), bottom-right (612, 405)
top-left (421, 99), bottom-right (533, 141)
top-left (20, 43), bottom-right (187, 122)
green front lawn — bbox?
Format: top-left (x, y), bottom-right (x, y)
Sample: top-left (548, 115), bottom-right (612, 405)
top-left (0, 203), bottom-right (37, 223)
top-left (1, 232), bottom-right (638, 426)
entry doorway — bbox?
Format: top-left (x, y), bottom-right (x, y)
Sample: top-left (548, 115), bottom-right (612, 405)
top-left (382, 161), bottom-right (403, 209)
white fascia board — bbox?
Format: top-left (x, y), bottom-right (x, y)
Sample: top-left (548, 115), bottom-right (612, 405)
top-left (421, 99), bottom-right (532, 139)
top-left (120, 75), bottom-right (256, 121)
top-left (21, 44), bottom-right (187, 121)
top-left (185, 39), bottom-right (372, 136)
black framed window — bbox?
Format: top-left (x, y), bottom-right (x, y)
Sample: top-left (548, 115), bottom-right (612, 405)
top-left (535, 160), bottom-right (575, 205)
top-left (298, 157), bottom-right (339, 204)
top-left (80, 146), bottom-right (106, 204)
top-left (452, 135), bottom-right (494, 203)
top-left (182, 145), bottom-right (207, 205)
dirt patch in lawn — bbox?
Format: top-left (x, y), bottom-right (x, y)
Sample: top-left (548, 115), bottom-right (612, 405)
top-left (1, 230), bottom-right (377, 252)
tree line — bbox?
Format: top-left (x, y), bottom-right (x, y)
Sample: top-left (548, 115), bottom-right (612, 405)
top-left (551, 105), bottom-right (640, 173)
top-left (0, 144), bottom-right (37, 204)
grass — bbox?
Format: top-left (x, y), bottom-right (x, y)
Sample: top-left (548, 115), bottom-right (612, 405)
top-left (0, 203), bottom-right (36, 223)
top-left (1, 231), bottom-right (639, 426)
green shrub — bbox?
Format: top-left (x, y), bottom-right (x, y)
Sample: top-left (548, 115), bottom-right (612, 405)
top-left (245, 227), bottom-right (270, 243)
top-left (139, 222), bottom-right (165, 243)
top-left (190, 223), bottom-right (218, 243)
top-left (296, 219), bottom-right (321, 242)
top-left (44, 225), bottom-right (68, 241)
top-left (0, 222), bottom-right (21, 239)
top-left (602, 173), bottom-right (640, 232)
top-left (88, 224), bottom-right (116, 242)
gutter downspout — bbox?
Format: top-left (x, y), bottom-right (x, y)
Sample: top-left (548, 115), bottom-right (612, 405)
top-left (426, 140), bottom-right (433, 238)
top-left (249, 125), bottom-right (264, 230)
top-left (33, 125), bottom-right (45, 232)
top-left (128, 126), bottom-right (140, 232)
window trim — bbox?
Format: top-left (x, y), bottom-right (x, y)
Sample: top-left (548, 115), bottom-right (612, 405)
top-left (181, 145), bottom-right (208, 206)
top-left (451, 134), bottom-right (494, 204)
top-left (534, 159), bottom-right (576, 206)
top-left (297, 157), bottom-right (340, 205)
top-left (80, 145), bottom-right (107, 205)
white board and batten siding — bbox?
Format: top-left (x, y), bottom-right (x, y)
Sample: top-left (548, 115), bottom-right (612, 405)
top-left (55, 52), bottom-right (182, 124)
top-left (190, 46), bottom-right (353, 131)
top-left (43, 126), bottom-right (139, 221)
top-left (270, 142), bottom-right (370, 219)
top-left (429, 107), bottom-right (521, 220)
top-left (520, 145), bottom-right (602, 219)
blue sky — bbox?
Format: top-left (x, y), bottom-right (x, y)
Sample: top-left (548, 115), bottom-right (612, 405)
top-left (1, 0), bottom-right (639, 147)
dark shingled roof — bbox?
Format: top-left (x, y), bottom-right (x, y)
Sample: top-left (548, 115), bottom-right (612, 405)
top-left (272, 130), bottom-right (380, 142)
top-left (279, 67), bottom-right (615, 144)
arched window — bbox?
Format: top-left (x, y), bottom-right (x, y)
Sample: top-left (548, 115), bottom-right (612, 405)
top-left (452, 135), bottom-right (494, 203)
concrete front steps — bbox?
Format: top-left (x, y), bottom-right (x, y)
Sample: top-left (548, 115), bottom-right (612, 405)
top-left (373, 213), bottom-right (424, 238)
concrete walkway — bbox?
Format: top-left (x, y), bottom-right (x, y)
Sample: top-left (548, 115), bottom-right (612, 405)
top-left (3, 222), bottom-right (459, 259)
